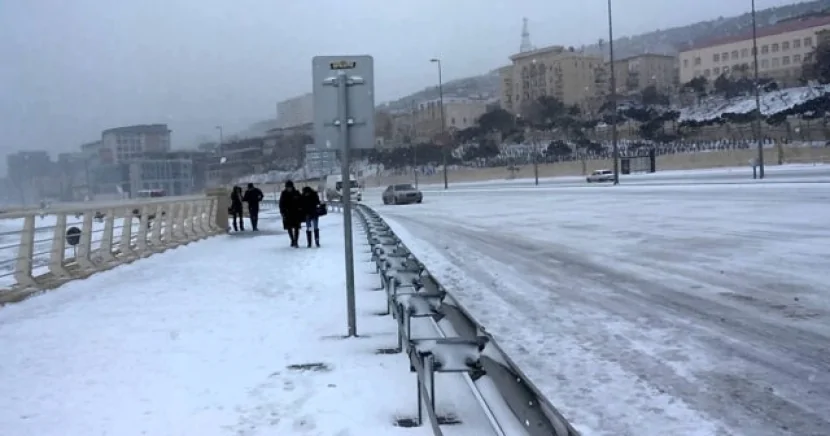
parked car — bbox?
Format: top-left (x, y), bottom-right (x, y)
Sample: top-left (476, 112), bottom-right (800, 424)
top-left (382, 184), bottom-right (422, 205)
top-left (586, 169), bottom-right (615, 183)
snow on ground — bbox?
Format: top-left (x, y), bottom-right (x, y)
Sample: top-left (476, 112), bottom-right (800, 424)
top-left (0, 211), bottom-right (494, 436)
top-left (679, 84), bottom-right (830, 123)
top-left (369, 183), bottom-right (830, 436)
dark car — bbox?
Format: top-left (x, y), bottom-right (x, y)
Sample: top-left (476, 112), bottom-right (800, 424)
top-left (382, 184), bottom-right (422, 205)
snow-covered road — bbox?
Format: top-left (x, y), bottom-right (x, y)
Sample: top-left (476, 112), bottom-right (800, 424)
top-left (370, 183), bottom-right (830, 436)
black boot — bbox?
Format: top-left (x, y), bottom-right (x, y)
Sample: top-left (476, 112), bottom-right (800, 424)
top-left (314, 229), bottom-right (320, 247)
top-left (288, 230), bottom-right (296, 247)
top-left (306, 231), bottom-right (312, 248)
top-left (292, 229), bottom-right (300, 248)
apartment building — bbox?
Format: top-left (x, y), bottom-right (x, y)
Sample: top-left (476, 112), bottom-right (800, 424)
top-left (411, 97), bottom-right (488, 142)
top-left (610, 53), bottom-right (677, 95)
top-left (100, 124), bottom-right (171, 163)
top-left (277, 93), bottom-right (314, 129)
top-left (679, 15), bottom-right (830, 86)
top-left (501, 45), bottom-right (604, 114)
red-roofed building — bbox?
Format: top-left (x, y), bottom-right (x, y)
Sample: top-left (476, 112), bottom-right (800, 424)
top-left (678, 15), bottom-right (830, 86)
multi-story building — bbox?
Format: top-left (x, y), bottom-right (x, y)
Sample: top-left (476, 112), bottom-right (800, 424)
top-left (498, 65), bottom-right (514, 111)
top-left (5, 150), bottom-right (56, 203)
top-left (93, 152), bottom-right (200, 198)
top-left (412, 97), bottom-right (488, 141)
top-left (610, 53), bottom-right (677, 95)
top-left (100, 124), bottom-right (171, 163)
top-left (502, 45), bottom-right (605, 115)
top-left (277, 93), bottom-right (314, 129)
top-left (678, 15), bottom-right (830, 86)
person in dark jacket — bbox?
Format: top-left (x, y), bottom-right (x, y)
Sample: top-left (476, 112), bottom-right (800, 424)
top-left (229, 186), bottom-right (245, 232)
top-left (301, 186), bottom-right (322, 247)
top-left (242, 183), bottom-right (264, 231)
top-left (278, 180), bottom-right (303, 247)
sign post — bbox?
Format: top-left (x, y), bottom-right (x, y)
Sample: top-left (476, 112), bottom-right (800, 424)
top-left (313, 55), bottom-right (375, 337)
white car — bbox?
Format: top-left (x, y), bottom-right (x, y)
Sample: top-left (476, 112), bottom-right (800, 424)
top-left (586, 169), bottom-right (615, 183)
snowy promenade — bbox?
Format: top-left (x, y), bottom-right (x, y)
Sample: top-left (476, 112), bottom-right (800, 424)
top-left (0, 213), bottom-right (491, 436)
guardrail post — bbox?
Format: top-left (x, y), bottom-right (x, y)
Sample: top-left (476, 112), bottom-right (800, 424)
top-left (197, 199), bottom-right (211, 236)
top-left (48, 213), bottom-right (70, 278)
top-left (136, 207), bottom-right (151, 257)
top-left (150, 204), bottom-right (164, 249)
top-left (181, 202), bottom-right (193, 242)
top-left (174, 203), bottom-right (187, 241)
top-left (119, 209), bottom-right (136, 259)
top-left (99, 209), bottom-right (116, 263)
top-left (13, 215), bottom-right (37, 288)
top-left (75, 211), bottom-right (96, 272)
top-left (163, 203), bottom-right (178, 246)
top-left (206, 188), bottom-right (229, 233)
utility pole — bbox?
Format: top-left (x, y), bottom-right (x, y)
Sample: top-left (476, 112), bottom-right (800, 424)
top-left (751, 0), bottom-right (765, 178)
top-left (410, 100), bottom-right (419, 188)
top-left (216, 125), bottom-right (225, 185)
top-left (431, 58), bottom-right (448, 189)
top-left (607, 0), bottom-right (620, 185)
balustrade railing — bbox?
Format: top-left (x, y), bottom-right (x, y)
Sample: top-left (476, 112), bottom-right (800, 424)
top-left (0, 192), bottom-right (228, 302)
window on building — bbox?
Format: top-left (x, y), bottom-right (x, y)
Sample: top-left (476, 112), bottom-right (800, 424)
top-left (772, 58), bottom-right (780, 67)
top-left (694, 57), bottom-right (701, 65)
top-left (704, 69), bottom-right (711, 77)
top-left (782, 41), bottom-right (790, 51)
top-left (761, 59), bottom-right (769, 68)
top-left (772, 43), bottom-right (779, 52)
top-left (805, 37), bottom-right (813, 47)
top-left (794, 54), bottom-right (802, 63)
top-left (762, 45), bottom-right (769, 54)
top-left (713, 53), bottom-right (720, 62)
top-left (721, 52), bottom-right (728, 60)
top-left (782, 56), bottom-right (790, 65)
top-left (794, 39), bottom-right (801, 48)
top-left (731, 50), bottom-right (739, 59)
top-left (723, 65), bottom-right (730, 74)
top-left (714, 67), bottom-right (721, 74)
top-left (741, 48), bottom-right (749, 58)
top-left (805, 53), bottom-right (814, 62)
top-left (683, 59), bottom-right (689, 67)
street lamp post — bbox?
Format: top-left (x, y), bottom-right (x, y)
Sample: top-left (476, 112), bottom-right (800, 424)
top-left (751, 0), bottom-right (765, 179)
top-left (410, 100), bottom-right (419, 188)
top-left (607, 0), bottom-right (620, 185)
top-left (215, 125), bottom-right (225, 185)
top-left (430, 58), bottom-right (449, 189)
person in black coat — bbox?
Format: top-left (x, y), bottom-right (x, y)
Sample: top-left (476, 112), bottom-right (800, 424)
top-left (229, 185), bottom-right (245, 232)
top-left (301, 186), bottom-right (322, 247)
top-left (278, 180), bottom-right (303, 247)
top-left (242, 183), bottom-right (264, 231)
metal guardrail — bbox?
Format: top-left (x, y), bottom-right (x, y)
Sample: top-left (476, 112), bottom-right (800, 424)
top-left (353, 203), bottom-right (580, 436)
top-left (0, 194), bottom-right (226, 304)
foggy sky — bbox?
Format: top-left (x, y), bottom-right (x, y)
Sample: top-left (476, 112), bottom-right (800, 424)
top-left (0, 0), bottom-right (799, 175)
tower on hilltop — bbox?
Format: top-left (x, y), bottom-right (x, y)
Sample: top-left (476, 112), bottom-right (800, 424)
top-left (520, 17), bottom-right (533, 53)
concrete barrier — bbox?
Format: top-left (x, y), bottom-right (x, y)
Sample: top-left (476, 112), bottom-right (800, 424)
top-left (366, 146), bottom-right (830, 186)
top-left (0, 190), bottom-right (229, 304)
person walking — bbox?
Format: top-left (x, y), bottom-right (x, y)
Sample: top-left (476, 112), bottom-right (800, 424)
top-left (279, 180), bottom-right (303, 247)
top-left (242, 182), bottom-right (264, 231)
top-left (229, 186), bottom-right (245, 232)
top-left (301, 186), bottom-right (322, 247)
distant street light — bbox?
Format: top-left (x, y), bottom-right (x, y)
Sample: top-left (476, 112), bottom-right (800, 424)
top-left (607, 0), bottom-right (620, 185)
top-left (430, 58), bottom-right (449, 189)
top-left (216, 125), bottom-right (225, 185)
top-left (751, 0), bottom-right (766, 179)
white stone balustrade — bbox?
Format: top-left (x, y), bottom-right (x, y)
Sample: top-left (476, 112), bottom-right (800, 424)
top-left (0, 190), bottom-right (230, 303)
